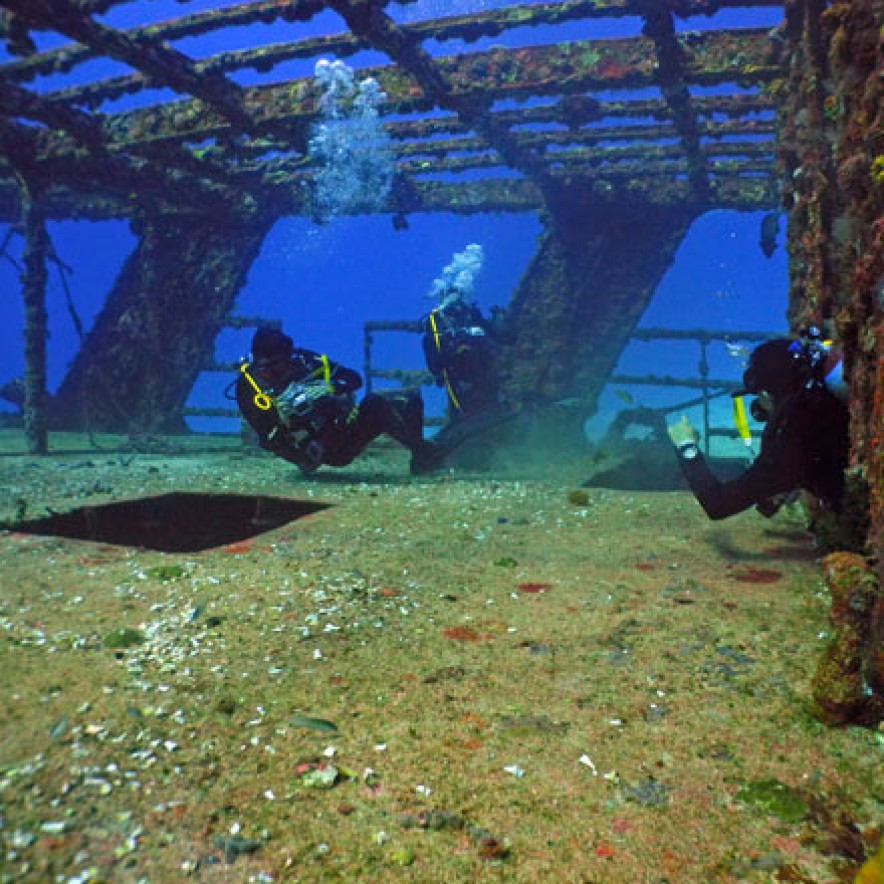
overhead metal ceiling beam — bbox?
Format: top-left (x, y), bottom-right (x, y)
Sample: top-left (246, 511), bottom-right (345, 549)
top-left (0, 76), bottom-right (107, 149)
top-left (0, 170), bottom-right (778, 224)
top-left (640, 2), bottom-right (710, 197)
top-left (326, 0), bottom-right (558, 200)
top-left (394, 141), bottom-right (775, 175)
top-left (2, 0), bottom-right (373, 84)
top-left (383, 94), bottom-right (775, 143)
top-left (1, 0), bottom-right (258, 134)
top-left (0, 0), bottom-right (782, 84)
top-left (45, 30), bottom-right (776, 153)
top-left (392, 119), bottom-right (776, 160)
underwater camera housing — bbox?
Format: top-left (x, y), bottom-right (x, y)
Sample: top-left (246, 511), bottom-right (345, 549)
top-left (789, 326), bottom-right (846, 399)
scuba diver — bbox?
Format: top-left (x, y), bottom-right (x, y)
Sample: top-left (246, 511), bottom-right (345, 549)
top-left (667, 328), bottom-right (848, 520)
top-left (422, 293), bottom-right (503, 422)
top-left (235, 327), bottom-right (446, 476)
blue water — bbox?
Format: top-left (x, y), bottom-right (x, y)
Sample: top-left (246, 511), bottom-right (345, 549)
top-left (0, 1), bottom-right (787, 434)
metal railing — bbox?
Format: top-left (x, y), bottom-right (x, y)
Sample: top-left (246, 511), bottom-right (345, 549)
top-left (363, 321), bottom-right (781, 452)
top-left (609, 327), bottom-right (780, 454)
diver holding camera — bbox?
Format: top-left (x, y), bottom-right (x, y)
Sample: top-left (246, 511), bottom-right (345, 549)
top-left (667, 327), bottom-right (848, 520)
top-left (235, 327), bottom-right (447, 476)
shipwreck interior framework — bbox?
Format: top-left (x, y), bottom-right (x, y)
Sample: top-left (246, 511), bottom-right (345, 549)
top-left (0, 1), bottom-right (882, 719)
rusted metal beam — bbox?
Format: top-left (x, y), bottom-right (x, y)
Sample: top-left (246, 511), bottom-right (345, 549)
top-left (238, 137), bottom-right (774, 185)
top-left (66, 30), bottom-right (777, 152)
top-left (0, 76), bottom-right (107, 149)
top-left (4, 0), bottom-right (654, 108)
top-left (326, 0), bottom-right (557, 200)
top-left (393, 119), bottom-right (776, 160)
top-left (107, 102), bottom-right (774, 171)
top-left (2, 0), bottom-right (257, 134)
top-left (1, 0), bottom-right (376, 85)
top-left (0, 109), bottom-right (240, 216)
top-left (396, 153), bottom-right (773, 179)
top-left (640, 2), bottom-right (710, 196)
top-left (16, 173), bottom-right (50, 454)
top-left (384, 94), bottom-right (775, 143)
top-left (0, 168), bottom-right (778, 223)
top-left (395, 142), bottom-right (774, 175)
top-left (1, 0), bottom-right (779, 85)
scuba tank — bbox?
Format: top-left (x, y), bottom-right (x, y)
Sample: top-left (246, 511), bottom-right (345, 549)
top-left (790, 326), bottom-right (846, 401)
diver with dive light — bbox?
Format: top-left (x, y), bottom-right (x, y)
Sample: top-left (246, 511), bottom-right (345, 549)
top-left (666, 328), bottom-right (848, 520)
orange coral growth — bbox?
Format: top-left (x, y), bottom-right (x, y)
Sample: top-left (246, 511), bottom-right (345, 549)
top-left (443, 626), bottom-right (483, 641)
top-left (728, 566), bottom-right (782, 584)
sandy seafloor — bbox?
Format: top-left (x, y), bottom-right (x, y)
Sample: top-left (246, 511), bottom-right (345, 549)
top-left (0, 430), bottom-right (881, 884)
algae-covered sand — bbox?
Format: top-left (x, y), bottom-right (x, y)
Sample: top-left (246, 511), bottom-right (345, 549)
top-left (1, 431), bottom-right (881, 883)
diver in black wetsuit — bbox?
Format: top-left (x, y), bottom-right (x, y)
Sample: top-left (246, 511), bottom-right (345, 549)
top-left (235, 327), bottom-right (445, 475)
top-left (667, 331), bottom-right (848, 520)
top-left (422, 295), bottom-right (502, 421)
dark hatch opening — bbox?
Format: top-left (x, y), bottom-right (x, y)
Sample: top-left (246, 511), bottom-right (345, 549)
top-left (11, 492), bottom-right (330, 552)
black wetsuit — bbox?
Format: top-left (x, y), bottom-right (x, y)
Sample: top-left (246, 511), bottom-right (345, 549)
top-left (677, 386), bottom-right (848, 520)
top-left (422, 301), bottom-right (499, 418)
top-left (236, 347), bottom-right (430, 473)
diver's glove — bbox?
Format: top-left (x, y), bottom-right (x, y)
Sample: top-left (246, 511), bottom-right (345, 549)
top-left (667, 415), bottom-right (700, 455)
top-left (275, 379), bottom-right (332, 424)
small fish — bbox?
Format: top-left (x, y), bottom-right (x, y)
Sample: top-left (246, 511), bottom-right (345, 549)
top-left (290, 713), bottom-right (338, 732)
top-left (759, 212), bottom-right (780, 258)
top-left (214, 835), bottom-right (261, 864)
top-left (725, 341), bottom-right (750, 360)
top-left (613, 389), bottom-right (634, 405)
top-left (49, 717), bottom-right (68, 739)
top-left (188, 595), bottom-right (209, 622)
top-left (551, 397), bottom-right (581, 409)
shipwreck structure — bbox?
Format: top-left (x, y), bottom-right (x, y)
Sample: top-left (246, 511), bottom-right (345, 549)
top-left (0, 0), bottom-right (881, 720)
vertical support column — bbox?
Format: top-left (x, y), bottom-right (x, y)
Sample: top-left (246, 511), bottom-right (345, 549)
top-left (778, 0), bottom-right (837, 326)
top-left (19, 178), bottom-right (50, 455)
top-left (780, 0), bottom-right (883, 723)
top-left (497, 205), bottom-right (698, 455)
top-left (50, 204), bottom-right (275, 433)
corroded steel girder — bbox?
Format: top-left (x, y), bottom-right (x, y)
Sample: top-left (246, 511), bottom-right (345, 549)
top-left (45, 30), bottom-right (776, 153)
top-left (1, 0), bottom-right (334, 83)
top-left (394, 120), bottom-right (776, 160)
top-left (395, 141), bottom-right (774, 174)
top-left (2, 0), bottom-right (257, 134)
top-left (493, 206), bottom-right (700, 456)
top-left (640, 1), bottom-right (710, 195)
top-left (326, 0), bottom-right (556, 198)
top-left (0, 82), bottom-right (247, 213)
top-left (26, 0), bottom-right (746, 109)
top-left (0, 171), bottom-right (777, 224)
top-left (385, 94), bottom-right (775, 142)
top-left (50, 205), bottom-right (277, 433)
top-left (0, 0), bottom-right (778, 86)
top-left (0, 77), bottom-right (106, 149)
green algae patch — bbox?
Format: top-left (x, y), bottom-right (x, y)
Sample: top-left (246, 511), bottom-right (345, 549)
top-left (290, 713), bottom-right (338, 732)
top-left (103, 627), bottom-right (145, 649)
top-left (735, 779), bottom-right (809, 823)
top-left (145, 564), bottom-right (188, 582)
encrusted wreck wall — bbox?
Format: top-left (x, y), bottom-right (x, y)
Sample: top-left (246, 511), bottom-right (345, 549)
top-left (779, 0), bottom-right (883, 720)
top-left (497, 206), bottom-right (697, 452)
top-left (51, 207), bottom-right (274, 433)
